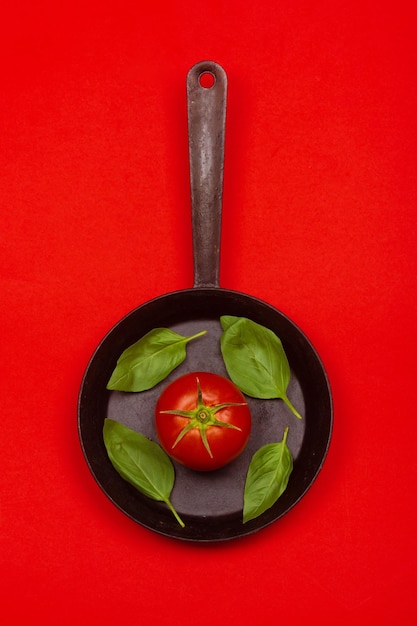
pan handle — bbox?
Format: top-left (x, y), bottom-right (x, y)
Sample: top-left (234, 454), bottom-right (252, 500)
top-left (187, 61), bottom-right (227, 288)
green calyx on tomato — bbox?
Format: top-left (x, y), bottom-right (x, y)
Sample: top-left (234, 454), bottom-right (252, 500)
top-left (159, 376), bottom-right (245, 459)
top-left (155, 372), bottom-right (252, 471)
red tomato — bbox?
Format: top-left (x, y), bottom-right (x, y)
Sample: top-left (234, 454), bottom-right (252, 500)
top-left (155, 371), bottom-right (252, 471)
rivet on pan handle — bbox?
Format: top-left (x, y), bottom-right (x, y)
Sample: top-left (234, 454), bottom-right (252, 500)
top-left (187, 61), bottom-right (227, 289)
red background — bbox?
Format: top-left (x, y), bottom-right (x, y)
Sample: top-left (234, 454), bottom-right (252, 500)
top-left (2, 1), bottom-right (416, 623)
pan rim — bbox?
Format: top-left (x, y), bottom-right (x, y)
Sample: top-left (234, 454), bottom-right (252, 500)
top-left (78, 286), bottom-right (333, 542)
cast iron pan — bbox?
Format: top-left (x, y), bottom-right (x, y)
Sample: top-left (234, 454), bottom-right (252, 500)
top-left (78, 61), bottom-right (333, 542)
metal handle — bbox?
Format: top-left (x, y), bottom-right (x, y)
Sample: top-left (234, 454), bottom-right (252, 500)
top-left (187, 61), bottom-right (227, 288)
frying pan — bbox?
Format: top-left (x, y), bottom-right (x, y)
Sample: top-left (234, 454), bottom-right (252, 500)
top-left (78, 61), bottom-right (333, 542)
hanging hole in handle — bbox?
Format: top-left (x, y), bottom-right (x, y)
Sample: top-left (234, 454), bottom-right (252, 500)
top-left (199, 71), bottom-right (216, 89)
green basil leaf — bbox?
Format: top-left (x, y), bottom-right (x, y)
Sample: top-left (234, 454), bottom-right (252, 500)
top-left (103, 418), bottom-right (184, 527)
top-left (220, 316), bottom-right (302, 419)
top-left (107, 328), bottom-right (206, 392)
top-left (243, 427), bottom-right (293, 523)
top-left (219, 315), bottom-right (238, 331)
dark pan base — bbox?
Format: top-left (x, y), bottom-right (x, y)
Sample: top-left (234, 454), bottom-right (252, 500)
top-left (78, 288), bottom-right (332, 542)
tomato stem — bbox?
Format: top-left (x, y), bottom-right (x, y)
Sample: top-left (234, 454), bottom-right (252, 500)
top-left (171, 421), bottom-right (196, 449)
top-left (159, 376), bottom-right (247, 459)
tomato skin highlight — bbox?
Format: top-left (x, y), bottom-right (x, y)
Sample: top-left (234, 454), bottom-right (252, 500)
top-left (155, 372), bottom-right (252, 471)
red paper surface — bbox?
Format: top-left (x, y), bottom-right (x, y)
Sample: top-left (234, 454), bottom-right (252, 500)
top-left (2, 1), bottom-right (417, 623)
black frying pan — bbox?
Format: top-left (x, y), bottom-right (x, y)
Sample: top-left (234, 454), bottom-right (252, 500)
top-left (78, 61), bottom-right (333, 542)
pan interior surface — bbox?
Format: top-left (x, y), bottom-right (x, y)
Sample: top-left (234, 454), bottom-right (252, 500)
top-left (78, 288), bottom-right (332, 541)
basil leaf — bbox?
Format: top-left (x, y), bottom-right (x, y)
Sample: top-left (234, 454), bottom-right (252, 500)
top-left (219, 315), bottom-right (237, 331)
top-left (243, 427), bottom-right (293, 524)
top-left (220, 316), bottom-right (302, 419)
top-left (103, 418), bottom-right (185, 528)
top-left (107, 328), bottom-right (206, 392)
